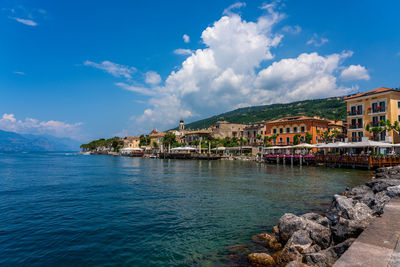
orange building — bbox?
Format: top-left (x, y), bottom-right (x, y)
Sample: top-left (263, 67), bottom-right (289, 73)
top-left (264, 116), bottom-right (331, 145)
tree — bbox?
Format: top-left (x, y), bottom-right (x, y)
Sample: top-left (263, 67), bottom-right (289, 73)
top-left (152, 141), bottom-right (159, 149)
top-left (305, 132), bottom-right (313, 144)
top-left (293, 134), bottom-right (301, 145)
top-left (162, 133), bottom-right (177, 147)
top-left (139, 134), bottom-right (150, 146)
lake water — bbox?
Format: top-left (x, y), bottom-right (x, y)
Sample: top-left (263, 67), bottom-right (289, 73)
top-left (0, 152), bottom-right (372, 266)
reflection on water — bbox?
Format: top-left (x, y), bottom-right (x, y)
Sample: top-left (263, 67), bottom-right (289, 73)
top-left (0, 152), bottom-right (372, 266)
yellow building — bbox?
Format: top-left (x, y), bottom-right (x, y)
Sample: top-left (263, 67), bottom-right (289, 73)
top-left (123, 136), bottom-right (140, 148)
top-left (344, 87), bottom-right (400, 143)
top-left (149, 129), bottom-right (166, 148)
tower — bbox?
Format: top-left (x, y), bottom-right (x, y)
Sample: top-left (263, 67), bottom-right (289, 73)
top-left (179, 120), bottom-right (185, 132)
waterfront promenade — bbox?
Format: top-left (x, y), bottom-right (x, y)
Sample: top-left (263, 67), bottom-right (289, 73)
top-left (334, 198), bottom-right (400, 267)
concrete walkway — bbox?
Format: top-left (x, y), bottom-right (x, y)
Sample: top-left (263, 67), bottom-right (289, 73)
top-left (334, 198), bottom-right (400, 267)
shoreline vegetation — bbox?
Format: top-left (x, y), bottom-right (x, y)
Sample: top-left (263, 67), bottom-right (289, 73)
top-left (229, 166), bottom-right (400, 267)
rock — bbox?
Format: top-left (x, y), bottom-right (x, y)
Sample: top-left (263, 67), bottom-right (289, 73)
top-left (286, 261), bottom-right (310, 267)
top-left (328, 195), bottom-right (354, 219)
top-left (226, 244), bottom-right (250, 255)
top-left (268, 236), bottom-right (283, 251)
top-left (347, 185), bottom-right (375, 207)
top-left (248, 253), bottom-right (275, 267)
top-left (307, 221), bottom-right (331, 249)
top-left (365, 179), bottom-right (400, 193)
top-left (387, 185), bottom-right (400, 198)
top-left (276, 245), bottom-right (303, 266)
top-left (331, 217), bottom-right (369, 243)
top-left (304, 238), bottom-right (354, 267)
top-left (273, 225), bottom-right (279, 235)
top-left (329, 195), bottom-right (373, 221)
top-left (303, 244), bottom-right (321, 254)
top-left (301, 213), bottom-right (330, 227)
top-left (278, 213), bottom-right (331, 249)
top-left (271, 251), bottom-right (281, 263)
top-left (278, 214), bottom-right (307, 243)
top-left (286, 230), bottom-right (313, 253)
top-left (252, 233), bottom-right (273, 246)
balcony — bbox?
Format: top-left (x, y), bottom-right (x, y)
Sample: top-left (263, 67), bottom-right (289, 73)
top-left (348, 110), bottom-right (363, 116)
top-left (349, 124), bottom-right (363, 129)
top-left (350, 137), bottom-right (363, 142)
top-left (368, 107), bottom-right (386, 114)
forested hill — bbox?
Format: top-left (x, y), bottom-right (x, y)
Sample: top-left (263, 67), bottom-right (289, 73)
top-left (184, 97), bottom-right (346, 130)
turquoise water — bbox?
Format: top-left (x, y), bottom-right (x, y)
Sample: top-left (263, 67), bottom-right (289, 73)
top-left (0, 152), bottom-right (371, 266)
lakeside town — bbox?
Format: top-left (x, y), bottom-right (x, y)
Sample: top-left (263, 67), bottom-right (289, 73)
top-left (81, 87), bottom-right (400, 169)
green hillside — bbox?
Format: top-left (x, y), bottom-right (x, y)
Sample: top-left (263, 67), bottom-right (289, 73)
top-left (184, 97), bottom-right (346, 130)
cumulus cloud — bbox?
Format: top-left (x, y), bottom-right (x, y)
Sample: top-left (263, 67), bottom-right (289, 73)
top-left (174, 48), bottom-right (193, 55)
top-left (340, 65), bottom-right (370, 81)
top-left (4, 6), bottom-right (46, 26)
top-left (282, 25), bottom-right (301, 34)
top-left (84, 60), bottom-right (136, 79)
top-left (0, 113), bottom-right (83, 139)
top-left (145, 71), bottom-right (162, 85)
top-left (307, 33), bottom-right (328, 47)
top-left (183, 34), bottom-right (190, 43)
top-left (88, 2), bottom-right (367, 134)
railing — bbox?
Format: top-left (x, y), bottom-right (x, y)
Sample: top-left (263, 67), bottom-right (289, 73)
top-left (370, 107), bottom-right (386, 113)
top-left (349, 124), bottom-right (363, 129)
top-left (315, 155), bottom-right (400, 168)
top-left (348, 110), bottom-right (363, 116)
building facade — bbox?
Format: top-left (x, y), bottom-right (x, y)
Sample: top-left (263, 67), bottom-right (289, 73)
top-left (210, 121), bottom-right (246, 139)
top-left (344, 87), bottom-right (400, 143)
top-left (123, 136), bottom-right (140, 148)
top-left (264, 116), bottom-right (331, 145)
top-left (243, 122), bottom-right (266, 146)
top-left (149, 129), bottom-right (166, 148)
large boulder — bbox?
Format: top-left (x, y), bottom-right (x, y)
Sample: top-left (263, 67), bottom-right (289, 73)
top-left (301, 213), bottom-right (330, 227)
top-left (307, 221), bottom-right (331, 249)
top-left (304, 238), bottom-right (355, 267)
top-left (328, 195), bottom-right (373, 221)
top-left (387, 185), bottom-right (400, 198)
top-left (278, 214), bottom-right (307, 243)
top-left (347, 185), bottom-right (375, 207)
top-left (365, 179), bottom-right (400, 193)
top-left (276, 245), bottom-right (303, 266)
top-left (330, 217), bottom-right (370, 243)
top-left (248, 253), bottom-right (275, 267)
top-left (252, 233), bottom-right (273, 246)
top-left (286, 230), bottom-right (313, 253)
top-left (369, 190), bottom-right (391, 214)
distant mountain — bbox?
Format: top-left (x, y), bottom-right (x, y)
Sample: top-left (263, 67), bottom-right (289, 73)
top-left (183, 97), bottom-right (347, 130)
top-left (0, 130), bottom-right (81, 152)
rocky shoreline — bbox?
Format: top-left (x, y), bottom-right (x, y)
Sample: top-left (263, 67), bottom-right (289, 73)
top-left (230, 166), bottom-right (400, 267)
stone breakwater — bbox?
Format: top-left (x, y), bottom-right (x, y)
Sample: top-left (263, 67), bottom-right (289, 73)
top-left (241, 166), bottom-right (400, 267)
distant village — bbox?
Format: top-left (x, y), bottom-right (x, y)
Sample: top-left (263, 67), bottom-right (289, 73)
top-left (81, 87), bottom-right (400, 167)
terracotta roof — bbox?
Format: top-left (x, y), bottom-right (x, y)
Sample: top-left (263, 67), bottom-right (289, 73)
top-left (344, 87), bottom-right (398, 100)
top-left (125, 136), bottom-right (139, 140)
top-left (150, 132), bottom-right (166, 137)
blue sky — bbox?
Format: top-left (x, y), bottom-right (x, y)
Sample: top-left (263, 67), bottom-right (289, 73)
top-left (1, 0), bottom-right (399, 141)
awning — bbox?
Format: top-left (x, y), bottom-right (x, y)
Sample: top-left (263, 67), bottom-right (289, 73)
top-left (171, 146), bottom-right (197, 151)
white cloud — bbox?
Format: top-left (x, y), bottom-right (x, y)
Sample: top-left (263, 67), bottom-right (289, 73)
top-left (223, 2), bottom-right (246, 15)
top-left (84, 60), bottom-right (136, 79)
top-left (89, 3), bottom-right (366, 135)
top-left (174, 48), bottom-right (193, 55)
top-left (183, 34), bottom-right (190, 43)
top-left (145, 71), bottom-right (162, 85)
top-left (13, 17), bottom-right (37, 26)
top-left (0, 113), bottom-right (83, 139)
top-left (307, 34), bottom-right (328, 47)
top-left (282, 25), bottom-right (301, 34)
top-left (340, 65), bottom-right (370, 81)
top-left (13, 71), bottom-right (25, 75)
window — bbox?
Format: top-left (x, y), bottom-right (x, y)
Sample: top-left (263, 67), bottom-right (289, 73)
top-left (380, 130), bottom-right (386, 141)
top-left (380, 115), bottom-right (386, 123)
top-left (357, 118), bottom-right (363, 128)
top-left (286, 127), bottom-right (290, 133)
top-left (301, 126), bottom-right (305, 132)
top-left (357, 105), bottom-right (363, 114)
top-left (279, 128), bottom-right (283, 134)
top-left (279, 137), bottom-right (283, 143)
top-left (273, 129), bottom-right (277, 134)
top-left (286, 137), bottom-right (290, 144)
top-left (398, 101), bottom-right (400, 108)
top-left (293, 127), bottom-right (298, 133)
